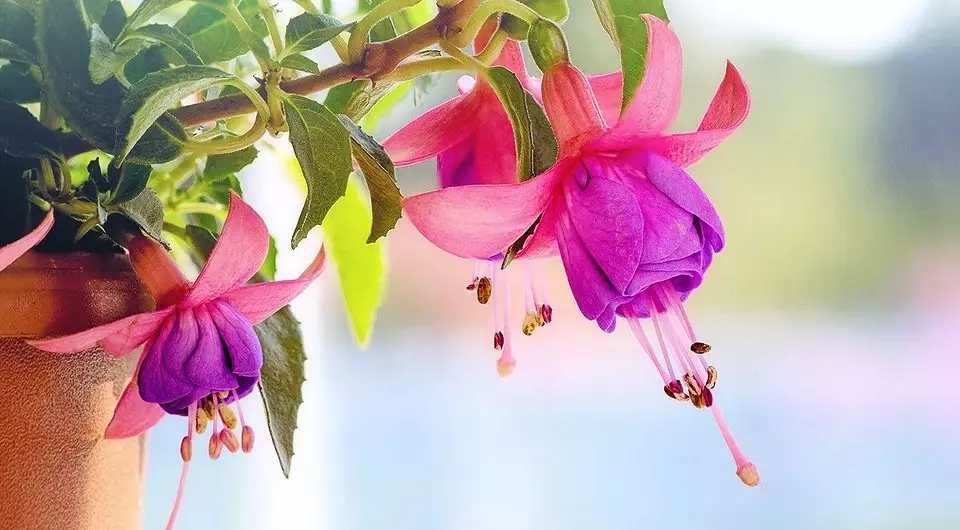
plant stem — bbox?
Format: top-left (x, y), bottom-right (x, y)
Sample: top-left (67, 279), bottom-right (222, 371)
top-left (381, 56), bottom-right (465, 82)
top-left (439, 39), bottom-right (487, 74)
top-left (187, 114), bottom-right (268, 155)
top-left (222, 1), bottom-right (274, 70)
top-left (450, 0), bottom-right (538, 48)
top-left (348, 0), bottom-right (424, 64)
top-left (476, 29), bottom-right (508, 63)
top-left (257, 0), bottom-right (285, 55)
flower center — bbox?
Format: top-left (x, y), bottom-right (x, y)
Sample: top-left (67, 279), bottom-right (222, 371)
top-left (625, 281), bottom-right (759, 488)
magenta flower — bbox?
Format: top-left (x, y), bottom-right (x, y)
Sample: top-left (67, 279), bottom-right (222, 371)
top-left (0, 210), bottom-right (53, 271)
top-left (383, 35), bottom-right (552, 376)
top-left (401, 16), bottom-right (757, 486)
top-left (30, 192), bottom-right (327, 527)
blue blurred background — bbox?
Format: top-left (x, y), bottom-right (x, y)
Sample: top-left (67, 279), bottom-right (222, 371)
top-left (144, 0), bottom-right (960, 528)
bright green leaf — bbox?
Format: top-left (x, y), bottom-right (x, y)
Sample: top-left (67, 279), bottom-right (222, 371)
top-left (337, 116), bottom-right (401, 242)
top-left (279, 52), bottom-right (320, 74)
top-left (324, 79), bottom-right (400, 122)
top-left (591, 0), bottom-right (668, 112)
top-left (116, 65), bottom-right (235, 161)
top-left (127, 24), bottom-right (204, 65)
top-left (120, 0), bottom-right (180, 38)
top-left (110, 188), bottom-right (165, 241)
top-left (175, 0), bottom-right (268, 64)
top-left (323, 178), bottom-right (386, 345)
top-left (484, 66), bottom-right (558, 181)
top-left (283, 93), bottom-right (353, 249)
top-left (89, 23), bottom-right (141, 84)
top-left (282, 13), bottom-right (350, 57)
top-left (204, 145), bottom-right (258, 178)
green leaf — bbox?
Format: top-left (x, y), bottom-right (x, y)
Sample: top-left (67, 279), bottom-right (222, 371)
top-left (108, 163), bottom-right (151, 204)
top-left (0, 38), bottom-right (36, 65)
top-left (0, 99), bottom-right (61, 158)
top-left (120, 0), bottom-right (180, 37)
top-left (116, 65), bottom-right (234, 161)
top-left (322, 178), bottom-right (386, 345)
top-left (484, 66), bottom-right (558, 181)
top-left (89, 23), bottom-right (140, 84)
top-left (259, 235), bottom-right (278, 280)
top-left (337, 116), bottom-right (401, 242)
top-left (175, 0), bottom-right (268, 64)
top-left (36, 0), bottom-right (186, 164)
top-left (324, 79), bottom-right (399, 122)
top-left (282, 13), bottom-right (350, 56)
top-left (204, 145), bottom-right (258, 178)
top-left (283, 93), bottom-right (353, 249)
top-left (82, 0), bottom-right (110, 23)
top-left (279, 53), bottom-right (320, 74)
top-left (122, 44), bottom-right (168, 84)
top-left (111, 188), bottom-right (165, 241)
top-left (0, 0), bottom-right (37, 54)
top-left (99, 0), bottom-right (127, 40)
top-left (591, 0), bottom-right (668, 112)
top-left (0, 64), bottom-right (41, 103)
top-left (255, 306), bottom-right (306, 479)
top-left (127, 24), bottom-right (204, 65)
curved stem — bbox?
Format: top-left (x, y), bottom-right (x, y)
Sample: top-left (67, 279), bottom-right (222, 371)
top-left (476, 29), bottom-right (508, 64)
top-left (380, 56), bottom-right (465, 82)
top-left (439, 39), bottom-right (487, 74)
top-left (186, 114), bottom-right (267, 156)
top-left (450, 0), bottom-right (539, 48)
top-left (257, 0), bottom-right (285, 55)
top-left (330, 35), bottom-right (349, 62)
top-left (347, 0), bottom-right (423, 63)
top-left (222, 1), bottom-right (273, 70)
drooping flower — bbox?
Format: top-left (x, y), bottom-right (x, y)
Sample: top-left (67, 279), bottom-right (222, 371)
top-left (30, 192), bottom-right (327, 527)
top-left (0, 210), bottom-right (53, 272)
top-left (383, 29), bottom-right (552, 376)
top-left (401, 15), bottom-right (757, 486)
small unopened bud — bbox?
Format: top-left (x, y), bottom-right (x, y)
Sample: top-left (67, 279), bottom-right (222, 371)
top-left (737, 463), bottom-right (760, 487)
top-left (220, 428), bottom-right (240, 453)
top-left (522, 312), bottom-right (539, 336)
top-left (528, 18), bottom-right (570, 73)
top-left (208, 435), bottom-right (222, 460)
top-left (195, 411), bottom-right (208, 434)
top-left (477, 277), bottom-right (492, 304)
top-left (494, 331), bottom-right (505, 351)
top-left (496, 356), bottom-right (516, 378)
top-left (241, 426), bottom-right (255, 453)
top-left (691, 342), bottom-right (712, 354)
top-left (539, 304), bottom-right (553, 324)
top-left (179, 437), bottom-right (192, 462)
top-left (218, 403), bottom-right (239, 430)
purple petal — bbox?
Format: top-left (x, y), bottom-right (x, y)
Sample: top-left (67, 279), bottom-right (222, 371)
top-left (137, 316), bottom-right (195, 405)
top-left (209, 299), bottom-right (263, 377)
top-left (183, 304), bottom-right (239, 391)
top-left (159, 389), bottom-right (209, 416)
top-left (160, 308), bottom-right (199, 383)
top-left (563, 161), bottom-right (644, 292)
top-left (437, 138), bottom-right (478, 188)
top-left (555, 210), bottom-right (624, 321)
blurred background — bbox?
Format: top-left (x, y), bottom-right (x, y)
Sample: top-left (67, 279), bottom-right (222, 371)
top-left (145, 0), bottom-right (960, 528)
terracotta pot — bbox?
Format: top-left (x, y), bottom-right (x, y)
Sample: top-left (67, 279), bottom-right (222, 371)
top-left (0, 251), bottom-right (154, 530)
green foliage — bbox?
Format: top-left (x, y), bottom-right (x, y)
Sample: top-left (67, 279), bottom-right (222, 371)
top-left (484, 66), bottom-right (558, 181)
top-left (205, 146), bottom-right (258, 178)
top-left (282, 93), bottom-right (353, 249)
top-left (502, 0), bottom-right (570, 39)
top-left (116, 65), bottom-right (234, 161)
top-left (175, 0), bottom-right (268, 64)
top-left (322, 178), bottom-right (386, 345)
top-left (282, 13), bottom-right (350, 57)
top-left (591, 0), bottom-right (668, 112)
top-left (120, 0), bottom-right (180, 38)
top-left (337, 116), bottom-right (401, 243)
top-left (279, 53), bottom-right (320, 74)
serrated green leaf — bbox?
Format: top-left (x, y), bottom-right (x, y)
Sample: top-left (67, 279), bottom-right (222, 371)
top-left (89, 23), bottom-right (141, 84)
top-left (337, 116), bottom-right (401, 242)
top-left (591, 0), bottom-right (667, 112)
top-left (109, 163), bottom-right (151, 204)
top-left (122, 44), bottom-right (168, 84)
top-left (204, 145), bottom-right (258, 178)
top-left (255, 306), bottom-right (306, 478)
top-left (0, 99), bottom-right (61, 159)
top-left (324, 79), bottom-right (399, 122)
top-left (36, 0), bottom-right (186, 164)
top-left (279, 52), bottom-right (320, 74)
top-left (0, 64), bottom-right (40, 103)
top-left (120, 0), bottom-right (180, 38)
top-left (260, 235), bottom-right (278, 280)
top-left (111, 188), bottom-right (165, 240)
top-left (175, 0), bottom-right (268, 64)
top-left (282, 13), bottom-right (350, 57)
top-left (283, 93), bottom-right (353, 249)
top-left (117, 65), bottom-right (234, 161)
top-left (322, 178), bottom-right (385, 345)
top-left (0, 38), bottom-right (36, 65)
top-left (127, 24), bottom-right (204, 65)
top-left (484, 66), bottom-right (558, 181)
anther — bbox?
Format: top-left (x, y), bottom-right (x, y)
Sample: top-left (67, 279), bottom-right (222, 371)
top-left (241, 426), bottom-right (255, 453)
top-left (466, 277), bottom-right (478, 291)
top-left (218, 403), bottom-right (239, 430)
top-left (539, 304), bottom-right (553, 324)
top-left (476, 277), bottom-right (492, 304)
top-left (705, 366), bottom-right (718, 390)
top-left (493, 331), bottom-right (504, 351)
top-left (663, 384), bottom-right (689, 402)
top-left (701, 387), bottom-right (714, 408)
top-left (195, 410), bottom-right (208, 434)
top-left (683, 372), bottom-right (702, 396)
top-left (202, 398), bottom-right (215, 420)
top-left (737, 463), bottom-right (760, 487)
top-left (179, 437), bottom-right (192, 462)
top-left (691, 342), bottom-right (712, 354)
top-left (522, 311), bottom-right (538, 336)
top-left (216, 391), bottom-right (229, 399)
top-left (208, 434), bottom-right (222, 460)
top-left (220, 428), bottom-right (240, 453)
top-left (690, 392), bottom-right (707, 409)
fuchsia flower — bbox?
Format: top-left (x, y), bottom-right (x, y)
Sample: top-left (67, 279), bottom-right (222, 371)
top-left (0, 210), bottom-right (53, 272)
top-left (384, 32), bottom-right (553, 376)
top-left (401, 15), bottom-right (758, 486)
top-left (31, 192), bottom-right (327, 527)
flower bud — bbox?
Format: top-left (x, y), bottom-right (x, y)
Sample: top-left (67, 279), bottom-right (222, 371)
top-left (502, 0), bottom-right (570, 39)
top-left (527, 19), bottom-right (569, 74)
